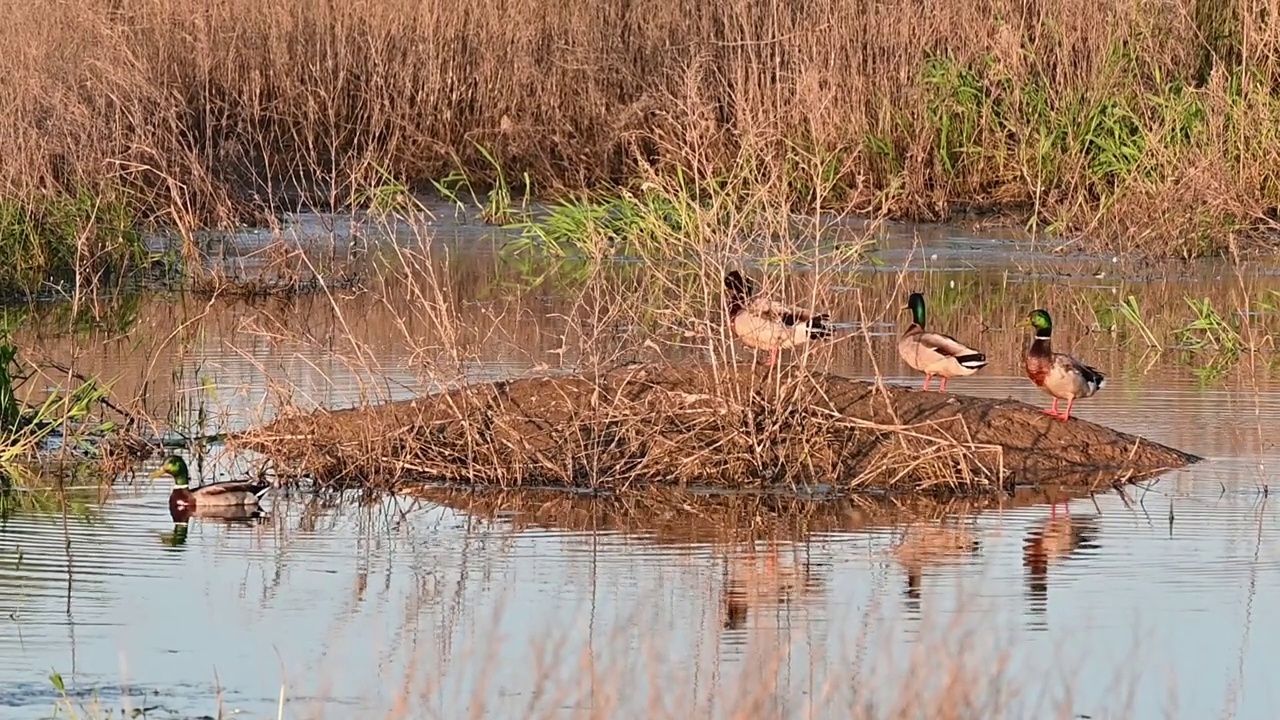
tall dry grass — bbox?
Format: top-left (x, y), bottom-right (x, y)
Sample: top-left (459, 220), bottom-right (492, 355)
top-left (2, 0), bottom-right (1280, 257)
top-left (216, 195), bottom-right (1201, 495)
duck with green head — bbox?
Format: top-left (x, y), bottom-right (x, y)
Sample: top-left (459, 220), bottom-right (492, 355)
top-left (150, 455), bottom-right (272, 514)
top-left (897, 292), bottom-right (988, 392)
top-left (1017, 309), bottom-right (1105, 421)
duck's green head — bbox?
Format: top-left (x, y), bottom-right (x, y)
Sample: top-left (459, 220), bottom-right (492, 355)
top-left (1019, 309), bottom-right (1053, 338)
top-left (905, 293), bottom-right (927, 327)
top-left (149, 455), bottom-right (190, 487)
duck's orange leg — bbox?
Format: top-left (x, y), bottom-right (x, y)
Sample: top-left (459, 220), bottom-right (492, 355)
top-left (939, 376), bottom-right (949, 393)
top-left (1042, 397), bottom-right (1062, 417)
top-left (922, 373), bottom-right (933, 391)
top-left (1060, 397), bottom-right (1074, 422)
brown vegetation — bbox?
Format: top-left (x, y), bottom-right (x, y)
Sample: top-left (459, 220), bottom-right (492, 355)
top-left (3, 0), bottom-right (1280, 256)
top-left (234, 361), bottom-right (1199, 495)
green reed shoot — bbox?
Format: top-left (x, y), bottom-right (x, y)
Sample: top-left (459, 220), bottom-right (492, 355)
top-left (473, 142), bottom-right (530, 225)
top-left (351, 164), bottom-right (424, 218)
top-left (0, 192), bottom-right (146, 297)
top-left (503, 189), bottom-right (694, 259)
top-left (1115, 295), bottom-right (1162, 349)
top-left (1175, 297), bottom-right (1243, 354)
top-left (427, 143), bottom-right (530, 225)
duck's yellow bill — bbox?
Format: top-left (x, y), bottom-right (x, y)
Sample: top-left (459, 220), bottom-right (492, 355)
top-left (148, 467), bottom-right (167, 479)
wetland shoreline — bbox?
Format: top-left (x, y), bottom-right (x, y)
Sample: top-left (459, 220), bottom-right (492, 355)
top-left (1, 218), bottom-right (1274, 720)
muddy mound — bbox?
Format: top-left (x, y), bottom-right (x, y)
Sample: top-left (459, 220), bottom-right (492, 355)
top-left (235, 362), bottom-right (1199, 495)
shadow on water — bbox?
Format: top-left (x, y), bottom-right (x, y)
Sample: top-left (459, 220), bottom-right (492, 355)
top-left (405, 484), bottom-right (1099, 545)
top-left (893, 517), bottom-right (982, 614)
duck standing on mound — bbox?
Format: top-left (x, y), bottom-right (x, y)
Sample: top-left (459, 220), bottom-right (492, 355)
top-left (897, 292), bottom-right (988, 392)
top-left (150, 455), bottom-right (272, 514)
top-left (724, 270), bottom-right (833, 367)
top-left (1017, 309), bottom-right (1106, 421)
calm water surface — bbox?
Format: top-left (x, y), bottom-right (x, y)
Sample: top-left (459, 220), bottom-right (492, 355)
top-left (1, 212), bottom-right (1278, 719)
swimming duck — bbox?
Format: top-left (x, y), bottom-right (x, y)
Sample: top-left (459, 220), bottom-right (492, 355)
top-left (1017, 309), bottom-right (1106, 421)
top-left (724, 270), bottom-right (832, 367)
top-left (150, 455), bottom-right (271, 514)
top-left (897, 292), bottom-right (988, 392)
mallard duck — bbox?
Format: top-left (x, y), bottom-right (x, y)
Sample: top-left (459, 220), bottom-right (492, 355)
top-left (150, 454), bottom-right (271, 514)
top-left (1017, 309), bottom-right (1106, 421)
top-left (724, 270), bottom-right (832, 367)
top-left (897, 292), bottom-right (988, 392)
top-left (169, 501), bottom-right (264, 524)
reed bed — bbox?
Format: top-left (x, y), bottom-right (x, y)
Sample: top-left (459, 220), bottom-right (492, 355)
top-left (234, 357), bottom-right (1197, 494)
top-left (235, 362), bottom-right (1010, 494)
top-left (225, 215), bottom-right (1199, 496)
top-left (1, 0), bottom-right (1279, 263)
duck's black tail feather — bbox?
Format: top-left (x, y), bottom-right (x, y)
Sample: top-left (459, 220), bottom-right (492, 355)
top-left (805, 313), bottom-right (833, 340)
top-left (1082, 364), bottom-right (1106, 391)
top-left (955, 352), bottom-right (988, 369)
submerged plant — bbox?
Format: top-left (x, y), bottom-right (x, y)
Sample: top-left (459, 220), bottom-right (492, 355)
top-left (0, 332), bottom-right (135, 484)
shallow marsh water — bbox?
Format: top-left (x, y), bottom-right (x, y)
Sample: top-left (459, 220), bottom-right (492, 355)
top-left (2, 209), bottom-right (1280, 718)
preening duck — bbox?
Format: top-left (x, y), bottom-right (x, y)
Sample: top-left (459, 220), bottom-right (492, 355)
top-left (1017, 309), bottom-right (1105, 421)
top-left (150, 455), bottom-right (272, 514)
top-left (897, 292), bottom-right (988, 392)
top-left (724, 270), bottom-right (832, 367)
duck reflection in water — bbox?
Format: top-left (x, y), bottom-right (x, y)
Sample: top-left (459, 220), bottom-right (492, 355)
top-left (1022, 503), bottom-right (1100, 627)
top-left (718, 541), bottom-right (828, 640)
top-left (158, 521), bottom-right (189, 548)
top-left (160, 501), bottom-right (267, 548)
top-left (891, 520), bottom-right (982, 615)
